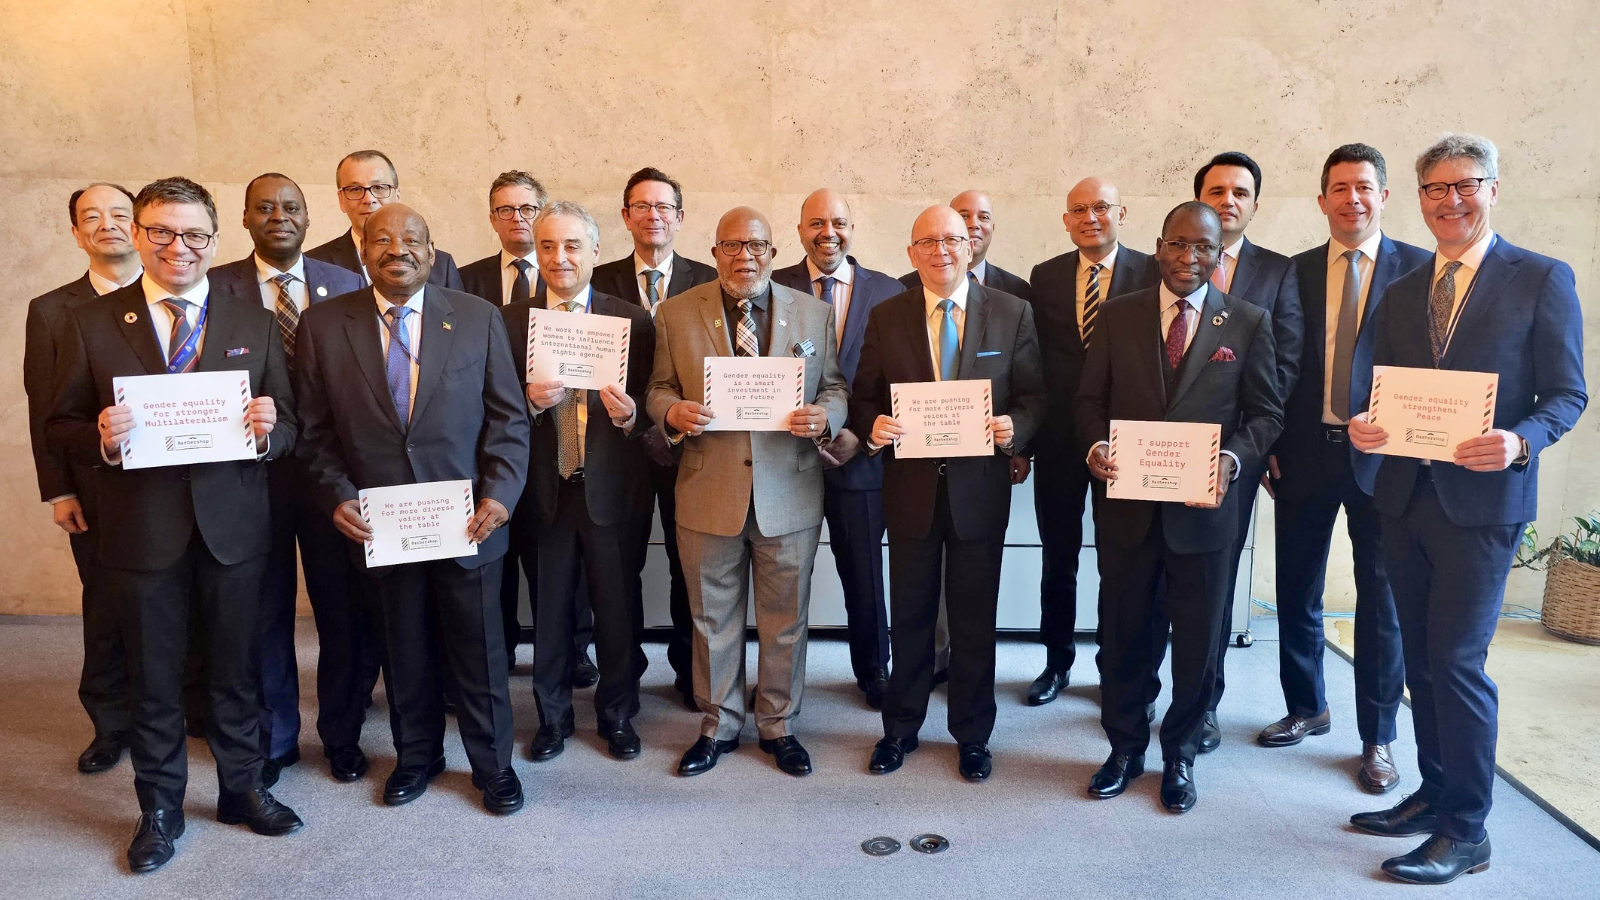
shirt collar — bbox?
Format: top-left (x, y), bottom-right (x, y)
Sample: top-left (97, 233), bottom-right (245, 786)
top-left (142, 273), bottom-right (210, 309)
top-left (969, 259), bottom-right (989, 284)
top-left (88, 267), bottom-right (140, 296)
top-left (1222, 236), bottom-right (1245, 261)
top-left (635, 252), bottom-right (674, 276)
top-left (1328, 231), bottom-right (1384, 268)
top-left (254, 253), bottom-right (306, 285)
top-left (1435, 230), bottom-right (1495, 275)
top-left (550, 285), bottom-right (593, 312)
top-left (500, 249), bottom-right (538, 271)
top-left (1079, 243), bottom-right (1120, 273)
top-left (373, 284), bottom-right (426, 315)
top-left (349, 227), bottom-right (364, 256)
top-left (1159, 281), bottom-right (1207, 313)
top-left (807, 256), bottom-right (853, 285)
top-left (923, 271), bottom-right (971, 316)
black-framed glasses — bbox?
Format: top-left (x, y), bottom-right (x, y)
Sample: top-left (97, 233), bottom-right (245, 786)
top-left (627, 201), bottom-right (679, 217)
top-left (1159, 239), bottom-right (1220, 257)
top-left (911, 235), bottom-right (968, 254)
top-left (1067, 202), bottom-right (1121, 219)
top-left (714, 239), bottom-right (771, 257)
top-left (1420, 177), bottom-right (1494, 200)
top-left (339, 183), bottom-right (395, 201)
top-left (139, 225), bottom-right (215, 249)
top-left (493, 204), bottom-right (542, 221)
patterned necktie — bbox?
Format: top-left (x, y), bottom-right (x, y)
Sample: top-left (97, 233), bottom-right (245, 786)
top-left (271, 273), bottom-right (299, 358)
top-left (1429, 260), bottom-right (1463, 365)
top-left (735, 298), bottom-right (760, 358)
top-left (556, 300), bottom-right (583, 477)
top-left (643, 269), bottom-right (664, 313)
top-left (384, 306), bottom-right (415, 423)
top-left (1165, 299), bottom-right (1189, 370)
top-left (1330, 249), bottom-right (1362, 419)
top-left (1081, 263), bottom-right (1103, 347)
top-left (1210, 255), bottom-right (1229, 292)
top-left (937, 298), bottom-right (959, 381)
top-left (817, 275), bottom-right (836, 306)
top-left (160, 298), bottom-right (196, 371)
top-left (510, 259), bottom-right (532, 307)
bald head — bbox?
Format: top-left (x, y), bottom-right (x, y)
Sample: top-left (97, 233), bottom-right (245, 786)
top-left (949, 190), bottom-right (995, 265)
top-left (797, 189), bottom-right (853, 274)
top-left (362, 203), bottom-right (434, 299)
top-left (907, 205), bottom-right (973, 296)
top-left (1064, 177), bottom-right (1127, 259)
top-left (713, 206), bottom-right (777, 299)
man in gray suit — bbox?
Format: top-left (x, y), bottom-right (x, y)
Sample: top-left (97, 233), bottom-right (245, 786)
top-left (647, 207), bottom-right (849, 778)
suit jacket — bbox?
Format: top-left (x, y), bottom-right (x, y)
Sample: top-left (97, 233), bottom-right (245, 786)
top-left (1276, 235), bottom-right (1431, 498)
top-left (305, 229), bottom-right (465, 291)
top-left (900, 259), bottom-right (1034, 302)
top-left (771, 256), bottom-right (902, 491)
top-left (646, 280), bottom-right (850, 538)
top-left (1074, 285), bottom-right (1283, 554)
top-left (591, 251), bottom-right (717, 310)
top-left (1358, 236), bottom-right (1587, 527)
top-left (44, 278), bottom-right (298, 571)
top-left (1228, 237), bottom-right (1304, 412)
top-left (25, 274), bottom-right (100, 502)
top-left (293, 285), bottom-right (530, 568)
top-left (849, 284), bottom-right (1047, 543)
top-left (500, 291), bottom-right (655, 527)
top-left (460, 251), bottom-right (548, 307)
top-left (1027, 245), bottom-right (1160, 459)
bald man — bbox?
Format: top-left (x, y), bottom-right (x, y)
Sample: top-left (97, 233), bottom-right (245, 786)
top-left (900, 190), bottom-right (1033, 301)
top-left (1023, 178), bottom-right (1160, 704)
top-left (647, 206), bottom-right (849, 778)
top-left (770, 189), bottom-right (903, 708)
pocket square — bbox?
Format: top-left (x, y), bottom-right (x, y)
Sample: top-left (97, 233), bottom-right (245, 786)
top-left (976, 350), bottom-right (1002, 358)
top-left (791, 339), bottom-right (817, 358)
top-left (225, 347), bottom-right (250, 358)
top-left (1209, 347), bottom-right (1236, 362)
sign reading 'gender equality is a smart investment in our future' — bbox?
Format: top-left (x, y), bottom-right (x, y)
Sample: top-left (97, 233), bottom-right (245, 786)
top-left (890, 379), bottom-right (993, 459)
top-left (1367, 365), bottom-right (1498, 462)
top-left (702, 357), bottom-right (804, 431)
top-left (1106, 419), bottom-right (1221, 504)
top-left (526, 306), bottom-right (630, 391)
top-left (359, 480), bottom-right (479, 568)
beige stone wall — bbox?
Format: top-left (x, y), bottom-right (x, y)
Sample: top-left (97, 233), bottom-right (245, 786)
top-left (3, 0), bottom-right (1596, 614)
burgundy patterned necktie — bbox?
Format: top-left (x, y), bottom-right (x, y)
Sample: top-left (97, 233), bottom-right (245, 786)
top-left (1165, 299), bottom-right (1188, 369)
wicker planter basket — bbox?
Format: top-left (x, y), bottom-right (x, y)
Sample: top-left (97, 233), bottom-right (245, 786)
top-left (1540, 554), bottom-right (1600, 645)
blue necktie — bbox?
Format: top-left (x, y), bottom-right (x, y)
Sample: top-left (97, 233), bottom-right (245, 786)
top-left (384, 306), bottom-right (415, 423)
top-left (967, 270), bottom-right (978, 286)
top-left (938, 298), bottom-right (958, 381)
top-left (817, 275), bottom-right (836, 306)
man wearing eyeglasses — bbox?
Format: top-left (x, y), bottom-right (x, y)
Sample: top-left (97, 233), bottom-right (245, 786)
top-left (1347, 134), bottom-right (1586, 885)
top-left (898, 190), bottom-right (1033, 301)
top-left (647, 207), bottom-right (848, 778)
top-left (306, 149), bottom-right (464, 290)
top-left (1075, 201), bottom-right (1281, 813)
top-left (592, 167), bottom-right (717, 710)
top-left (854, 205), bottom-right (1046, 783)
top-left (46, 177), bottom-right (304, 872)
top-left (1023, 177), bottom-right (1160, 707)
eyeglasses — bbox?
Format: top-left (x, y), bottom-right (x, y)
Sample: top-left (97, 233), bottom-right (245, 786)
top-left (627, 202), bottom-right (679, 217)
top-left (911, 236), bottom-right (969, 254)
top-left (339, 183), bottom-right (396, 201)
top-left (139, 225), bottom-right (215, 249)
top-left (1159, 239), bottom-right (1221, 257)
top-left (714, 239), bottom-right (771, 257)
top-left (1420, 177), bottom-right (1494, 200)
top-left (493, 204), bottom-right (542, 221)
top-left (1067, 202), bottom-right (1121, 219)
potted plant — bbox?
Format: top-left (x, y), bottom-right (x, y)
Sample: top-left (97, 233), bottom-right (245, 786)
top-left (1514, 512), bottom-right (1600, 644)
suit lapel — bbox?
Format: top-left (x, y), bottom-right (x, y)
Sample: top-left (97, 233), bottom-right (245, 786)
top-left (1135, 291), bottom-right (1167, 408)
top-left (1441, 238), bottom-right (1515, 369)
top-left (408, 286), bottom-right (455, 427)
top-left (900, 292), bottom-right (937, 383)
top-left (1170, 289), bottom-right (1226, 408)
top-left (196, 279), bottom-right (239, 372)
top-left (342, 292), bottom-right (404, 433)
top-left (667, 253), bottom-right (693, 299)
top-left (698, 288), bottom-right (732, 356)
top-left (838, 262), bottom-right (872, 359)
top-left (1229, 238), bottom-right (1261, 300)
top-left (768, 285), bottom-right (797, 359)
top-left (114, 286), bottom-right (169, 375)
top-left (956, 284), bottom-right (989, 379)
top-left (340, 231), bottom-right (368, 285)
top-left (1363, 236), bottom-right (1401, 331)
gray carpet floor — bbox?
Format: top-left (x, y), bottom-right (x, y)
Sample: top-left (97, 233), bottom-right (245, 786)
top-left (1, 614), bottom-right (1596, 899)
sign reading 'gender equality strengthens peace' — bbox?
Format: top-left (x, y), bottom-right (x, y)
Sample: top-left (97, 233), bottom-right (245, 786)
top-left (1367, 365), bottom-right (1498, 463)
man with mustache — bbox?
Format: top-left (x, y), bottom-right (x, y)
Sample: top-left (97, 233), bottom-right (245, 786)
top-left (306, 149), bottom-right (464, 289)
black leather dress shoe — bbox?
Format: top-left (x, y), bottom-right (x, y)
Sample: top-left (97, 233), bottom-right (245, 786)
top-left (1257, 710), bottom-right (1332, 747)
top-left (1350, 793), bottom-right (1438, 837)
top-left (1026, 667), bottom-right (1070, 706)
top-left (859, 668), bottom-right (889, 710)
top-left (470, 767), bottom-right (524, 815)
top-left (529, 715), bottom-right (576, 762)
top-left (868, 736), bottom-right (918, 774)
top-left (677, 736), bottom-right (738, 776)
top-left (759, 735), bottom-right (813, 776)
top-left (674, 675), bottom-right (698, 711)
top-left (328, 745), bottom-right (368, 782)
top-left (1382, 834), bottom-right (1491, 884)
top-left (261, 747), bottom-right (301, 789)
top-left (78, 731), bottom-right (127, 774)
top-left (217, 787), bottom-right (304, 835)
top-left (601, 720), bottom-right (642, 760)
top-left (1087, 752), bottom-right (1145, 799)
top-left (1160, 759), bottom-right (1198, 813)
top-left (1198, 711), bottom-right (1221, 753)
top-left (127, 809), bottom-right (184, 873)
top-left (383, 757), bottom-right (446, 806)
top-left (571, 651), bottom-right (600, 689)
top-left (958, 742), bottom-right (992, 782)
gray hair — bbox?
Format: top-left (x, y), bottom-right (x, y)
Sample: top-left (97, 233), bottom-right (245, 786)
top-left (532, 200), bottom-right (600, 248)
top-left (1415, 133), bottom-right (1499, 184)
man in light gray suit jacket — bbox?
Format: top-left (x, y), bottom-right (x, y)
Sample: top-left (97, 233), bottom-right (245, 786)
top-left (648, 207), bottom-right (849, 778)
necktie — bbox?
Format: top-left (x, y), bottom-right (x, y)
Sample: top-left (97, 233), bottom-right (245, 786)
top-left (384, 306), bottom-right (415, 423)
top-left (1081, 263), bottom-right (1103, 347)
top-left (643, 269), bottom-right (664, 313)
top-left (735, 298), bottom-right (760, 358)
top-left (160, 298), bottom-right (195, 371)
top-left (1165, 299), bottom-right (1189, 370)
top-left (967, 270), bottom-right (979, 286)
top-left (937, 298), bottom-right (959, 381)
top-left (1210, 255), bottom-right (1229, 292)
top-left (556, 299), bottom-right (583, 477)
top-left (1330, 249), bottom-right (1362, 419)
top-left (510, 259), bottom-right (532, 307)
top-left (817, 275), bottom-right (836, 306)
top-left (271, 273), bottom-right (299, 359)
top-left (1429, 261), bottom-right (1463, 365)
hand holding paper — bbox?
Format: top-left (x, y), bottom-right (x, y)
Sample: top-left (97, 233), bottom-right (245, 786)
top-left (98, 405), bottom-right (135, 459)
top-left (1365, 365), bottom-right (1498, 463)
top-left (527, 381), bottom-right (568, 411)
top-left (787, 403), bottom-right (829, 438)
top-left (333, 499), bottom-right (374, 542)
top-left (599, 384), bottom-right (635, 428)
top-left (870, 415), bottom-right (903, 448)
top-left (1185, 453), bottom-right (1235, 510)
top-left (467, 497), bottom-right (509, 544)
top-left (245, 396), bottom-right (277, 451)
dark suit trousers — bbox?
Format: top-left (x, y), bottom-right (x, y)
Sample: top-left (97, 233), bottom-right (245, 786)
top-left (533, 479), bottom-right (646, 728)
top-left (1383, 471), bottom-right (1517, 843)
top-left (1274, 443), bottom-right (1403, 744)
top-left (643, 459), bottom-right (693, 682)
top-left (823, 483), bottom-right (889, 681)
top-left (70, 526), bottom-right (130, 737)
top-left (504, 491), bottom-right (593, 664)
top-left (103, 534), bottom-right (267, 811)
top-left (1034, 452), bottom-right (1095, 661)
top-left (1100, 506), bottom-right (1232, 763)
top-left (882, 478), bottom-right (1004, 745)
top-left (369, 560), bottom-right (514, 775)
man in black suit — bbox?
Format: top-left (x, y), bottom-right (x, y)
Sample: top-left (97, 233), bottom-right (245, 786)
top-left (305, 149), bottom-right (464, 289)
top-left (1264, 145), bottom-right (1430, 793)
top-left (589, 167), bottom-right (717, 707)
top-left (771, 188), bottom-right (902, 709)
top-left (509, 201), bottom-right (655, 763)
top-left (899, 190), bottom-right (1033, 301)
top-left (1076, 201), bottom-right (1281, 813)
top-left (47, 177), bottom-right (304, 872)
top-left (210, 173), bottom-right (370, 786)
top-left (294, 203), bottom-right (529, 816)
top-left (1024, 177), bottom-right (1160, 705)
top-left (854, 205), bottom-right (1046, 782)
top-left (24, 182), bottom-right (142, 774)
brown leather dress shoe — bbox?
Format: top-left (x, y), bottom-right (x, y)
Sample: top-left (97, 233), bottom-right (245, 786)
top-left (1256, 710), bottom-right (1332, 747)
top-left (1359, 742), bottom-right (1400, 793)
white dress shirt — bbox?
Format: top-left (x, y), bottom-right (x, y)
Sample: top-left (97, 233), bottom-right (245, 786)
top-left (1432, 230), bottom-right (1496, 355)
top-left (1322, 231), bottom-right (1382, 424)
top-left (634, 252), bottom-right (675, 313)
top-left (1077, 243), bottom-right (1120, 339)
top-left (922, 275), bottom-right (970, 380)
top-left (1158, 282), bottom-right (1204, 354)
top-left (807, 258), bottom-right (853, 343)
top-left (969, 258), bottom-right (989, 286)
top-left (499, 249), bottom-right (539, 305)
top-left (88, 267), bottom-right (141, 296)
top-left (254, 254), bottom-right (308, 313)
top-left (374, 286), bottom-right (425, 413)
top-left (1216, 236), bottom-right (1245, 292)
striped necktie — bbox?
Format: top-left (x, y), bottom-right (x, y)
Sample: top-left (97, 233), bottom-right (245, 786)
top-left (556, 300), bottom-right (583, 477)
top-left (735, 299), bottom-right (760, 358)
top-left (160, 298), bottom-right (196, 372)
top-left (1081, 263), bottom-right (1103, 347)
top-left (271, 273), bottom-right (299, 358)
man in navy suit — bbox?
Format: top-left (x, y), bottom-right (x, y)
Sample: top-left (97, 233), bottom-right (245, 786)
top-left (1262, 145), bottom-right (1431, 794)
top-left (306, 150), bottom-right (464, 290)
top-left (771, 189), bottom-right (902, 708)
top-left (211, 173), bottom-right (369, 786)
top-left (899, 190), bottom-right (1033, 301)
top-left (1349, 134), bottom-right (1586, 884)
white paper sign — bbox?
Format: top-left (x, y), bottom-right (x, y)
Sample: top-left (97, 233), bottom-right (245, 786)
top-left (1368, 365), bottom-right (1499, 462)
top-left (526, 306), bottom-right (630, 390)
top-left (890, 379), bottom-right (993, 459)
top-left (702, 357), bottom-right (805, 431)
top-left (1106, 420), bottom-right (1222, 504)
top-left (359, 480), bottom-right (479, 568)
top-left (112, 370), bottom-right (257, 470)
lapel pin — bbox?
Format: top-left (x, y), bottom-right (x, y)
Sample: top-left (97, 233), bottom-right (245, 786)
top-left (124, 312), bottom-right (138, 323)
top-left (713, 319), bottom-right (723, 328)
top-left (779, 318), bottom-right (788, 327)
top-left (442, 321), bottom-right (453, 331)
top-left (1212, 314), bottom-right (1225, 326)
top-left (316, 285), bottom-right (328, 297)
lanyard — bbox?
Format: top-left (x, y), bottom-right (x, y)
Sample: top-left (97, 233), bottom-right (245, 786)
top-left (166, 300), bottom-right (209, 374)
top-left (1432, 234), bottom-right (1495, 360)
